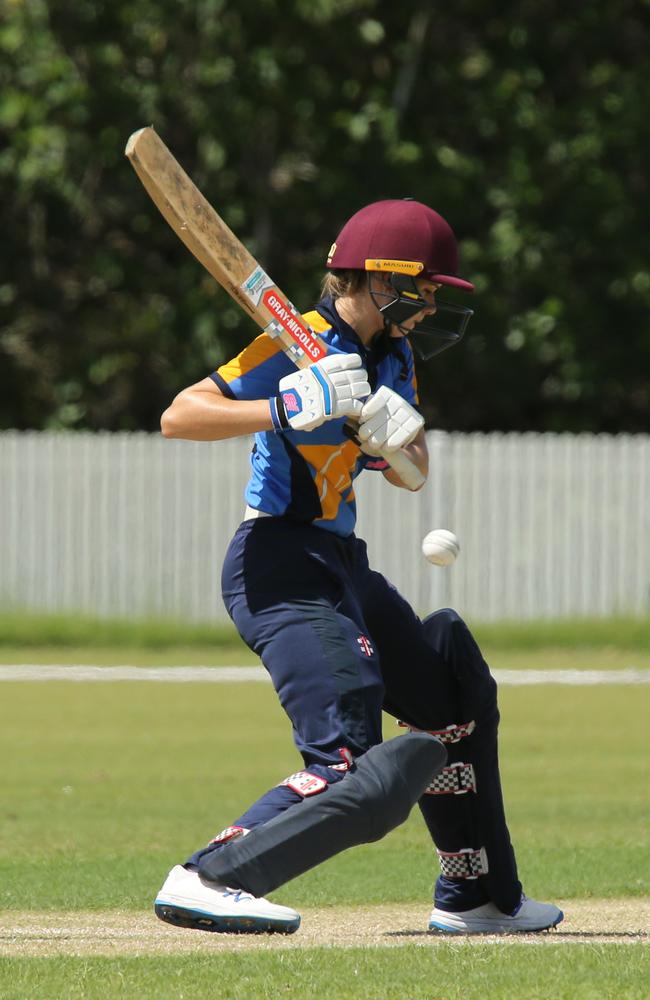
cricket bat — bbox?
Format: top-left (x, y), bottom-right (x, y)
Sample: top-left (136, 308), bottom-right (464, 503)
top-left (125, 127), bottom-right (425, 489)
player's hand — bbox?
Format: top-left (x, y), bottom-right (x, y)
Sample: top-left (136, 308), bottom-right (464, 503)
top-left (357, 385), bottom-right (424, 454)
top-left (271, 354), bottom-right (370, 432)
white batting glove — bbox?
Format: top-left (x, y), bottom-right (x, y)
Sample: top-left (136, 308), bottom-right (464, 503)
top-left (358, 385), bottom-right (424, 454)
top-left (270, 353), bottom-right (371, 432)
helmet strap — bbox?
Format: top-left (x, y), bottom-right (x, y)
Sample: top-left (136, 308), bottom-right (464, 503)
top-left (367, 272), bottom-right (401, 319)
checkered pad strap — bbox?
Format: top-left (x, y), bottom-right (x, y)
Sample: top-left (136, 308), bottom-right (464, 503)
top-left (425, 762), bottom-right (476, 795)
top-left (279, 771), bottom-right (328, 797)
top-left (398, 719), bottom-right (476, 744)
top-left (437, 846), bottom-right (489, 879)
top-left (209, 825), bottom-right (250, 846)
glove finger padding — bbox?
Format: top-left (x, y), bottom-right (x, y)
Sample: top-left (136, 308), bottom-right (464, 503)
top-left (272, 353), bottom-right (370, 432)
top-left (320, 353), bottom-right (366, 372)
top-left (329, 369), bottom-right (371, 416)
top-left (358, 386), bottom-right (424, 453)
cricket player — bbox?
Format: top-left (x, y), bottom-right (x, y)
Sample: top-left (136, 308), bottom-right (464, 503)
top-left (154, 199), bottom-right (563, 935)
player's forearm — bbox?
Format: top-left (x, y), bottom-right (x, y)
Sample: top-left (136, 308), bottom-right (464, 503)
top-left (161, 388), bottom-right (273, 441)
top-left (382, 431), bottom-right (429, 490)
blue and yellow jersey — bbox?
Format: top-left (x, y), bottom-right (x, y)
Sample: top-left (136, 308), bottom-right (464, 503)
top-left (211, 296), bottom-right (420, 537)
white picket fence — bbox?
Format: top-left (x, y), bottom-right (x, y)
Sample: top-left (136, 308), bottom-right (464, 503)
top-left (1, 431), bottom-right (649, 622)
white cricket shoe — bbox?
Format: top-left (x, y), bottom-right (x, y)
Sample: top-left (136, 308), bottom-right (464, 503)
top-left (154, 865), bottom-right (301, 934)
top-left (428, 894), bottom-right (564, 934)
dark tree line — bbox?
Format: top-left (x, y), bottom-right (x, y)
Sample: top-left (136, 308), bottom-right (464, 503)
top-left (1, 0), bottom-right (649, 433)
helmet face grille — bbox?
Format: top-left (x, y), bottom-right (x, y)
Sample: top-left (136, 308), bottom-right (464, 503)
top-left (368, 273), bottom-right (474, 360)
top-left (406, 304), bottom-right (474, 359)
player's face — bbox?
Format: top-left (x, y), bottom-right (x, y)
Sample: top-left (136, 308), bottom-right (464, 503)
top-left (391, 280), bottom-right (442, 336)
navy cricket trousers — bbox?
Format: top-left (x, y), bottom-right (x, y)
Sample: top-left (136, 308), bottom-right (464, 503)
top-left (189, 516), bottom-right (521, 912)
top-left (220, 518), bottom-right (492, 757)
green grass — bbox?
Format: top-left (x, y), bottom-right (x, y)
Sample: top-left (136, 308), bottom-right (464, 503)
top-left (1, 947), bottom-right (649, 1000)
top-left (0, 645), bottom-right (258, 666)
top-left (0, 610), bottom-right (246, 650)
top-left (1, 671), bottom-right (648, 1000)
top-left (473, 616), bottom-right (650, 651)
top-left (2, 609), bottom-right (650, 652)
top-left (2, 645), bottom-right (650, 670)
top-left (1, 681), bottom-right (648, 910)
top-left (2, 610), bottom-right (650, 670)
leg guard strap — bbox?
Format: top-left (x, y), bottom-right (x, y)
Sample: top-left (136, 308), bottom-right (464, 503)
top-left (279, 771), bottom-right (329, 797)
top-left (208, 825), bottom-right (250, 846)
top-left (398, 720), bottom-right (476, 744)
top-left (426, 762), bottom-right (476, 796)
top-left (437, 846), bottom-right (489, 879)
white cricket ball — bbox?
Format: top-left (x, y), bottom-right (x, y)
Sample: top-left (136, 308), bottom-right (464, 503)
top-left (421, 529), bottom-right (460, 567)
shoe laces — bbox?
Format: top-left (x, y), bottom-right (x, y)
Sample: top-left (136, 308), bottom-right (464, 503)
top-left (223, 887), bottom-right (254, 903)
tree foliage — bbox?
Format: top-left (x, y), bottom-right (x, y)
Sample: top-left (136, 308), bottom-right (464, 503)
top-left (1, 0), bottom-right (649, 431)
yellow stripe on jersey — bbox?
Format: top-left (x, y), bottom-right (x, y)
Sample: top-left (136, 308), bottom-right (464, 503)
top-left (216, 332), bottom-right (284, 384)
top-left (297, 441), bottom-right (360, 522)
top-left (411, 365), bottom-right (420, 404)
top-left (302, 310), bottom-right (333, 335)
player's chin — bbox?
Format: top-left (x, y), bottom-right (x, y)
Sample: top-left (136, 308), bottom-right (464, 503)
top-left (392, 312), bottom-right (434, 337)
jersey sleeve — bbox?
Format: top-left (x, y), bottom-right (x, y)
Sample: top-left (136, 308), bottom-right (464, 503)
top-left (211, 333), bottom-right (293, 400)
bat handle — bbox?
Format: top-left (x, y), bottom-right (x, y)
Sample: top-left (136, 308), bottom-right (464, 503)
top-left (382, 448), bottom-right (426, 490)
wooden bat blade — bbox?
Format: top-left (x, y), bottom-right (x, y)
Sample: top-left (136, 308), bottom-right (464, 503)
top-left (125, 127), bottom-right (328, 367)
top-left (125, 127), bottom-right (261, 325)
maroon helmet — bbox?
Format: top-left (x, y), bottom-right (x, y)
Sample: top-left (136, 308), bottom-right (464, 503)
top-left (326, 199), bottom-right (474, 292)
top-left (325, 199), bottom-right (474, 359)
